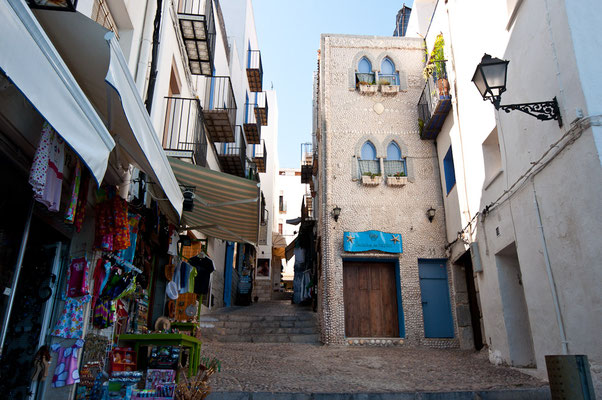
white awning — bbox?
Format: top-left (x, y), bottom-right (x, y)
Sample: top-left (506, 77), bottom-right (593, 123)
top-left (33, 9), bottom-right (184, 217)
top-left (0, 0), bottom-right (115, 185)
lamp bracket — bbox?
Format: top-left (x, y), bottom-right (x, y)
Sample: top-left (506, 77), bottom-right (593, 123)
top-left (497, 97), bottom-right (562, 127)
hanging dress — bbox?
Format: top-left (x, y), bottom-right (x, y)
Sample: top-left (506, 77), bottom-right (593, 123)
top-left (50, 339), bottom-right (84, 387)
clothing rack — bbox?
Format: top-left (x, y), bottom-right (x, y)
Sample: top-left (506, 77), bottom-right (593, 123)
top-left (103, 252), bottom-right (143, 274)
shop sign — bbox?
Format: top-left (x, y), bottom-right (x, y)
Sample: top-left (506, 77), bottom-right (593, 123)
top-left (343, 230), bottom-right (403, 253)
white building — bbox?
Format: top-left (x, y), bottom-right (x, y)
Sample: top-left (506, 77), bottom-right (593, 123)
top-left (276, 168), bottom-right (308, 282)
top-left (407, 0), bottom-right (602, 393)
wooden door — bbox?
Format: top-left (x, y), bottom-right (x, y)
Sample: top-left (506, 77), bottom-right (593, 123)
top-left (343, 261), bottom-right (399, 337)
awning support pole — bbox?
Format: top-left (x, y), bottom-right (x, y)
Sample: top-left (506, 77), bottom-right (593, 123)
top-left (0, 198), bottom-right (34, 357)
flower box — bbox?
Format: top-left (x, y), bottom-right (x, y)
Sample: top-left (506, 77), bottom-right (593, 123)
top-left (358, 84), bottom-right (378, 94)
top-left (361, 175), bottom-right (382, 186)
top-left (380, 85), bottom-right (400, 95)
top-left (386, 176), bottom-right (408, 186)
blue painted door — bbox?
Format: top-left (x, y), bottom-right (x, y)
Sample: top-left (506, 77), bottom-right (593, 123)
top-left (418, 259), bottom-right (454, 338)
top-left (223, 242), bottom-right (235, 307)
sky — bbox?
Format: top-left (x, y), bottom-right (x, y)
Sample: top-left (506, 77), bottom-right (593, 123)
top-left (253, 0), bottom-right (414, 169)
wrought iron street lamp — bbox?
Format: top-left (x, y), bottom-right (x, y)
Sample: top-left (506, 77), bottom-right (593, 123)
top-left (331, 206), bottom-right (341, 222)
top-left (472, 54), bottom-right (562, 127)
top-left (26, 0), bottom-right (78, 11)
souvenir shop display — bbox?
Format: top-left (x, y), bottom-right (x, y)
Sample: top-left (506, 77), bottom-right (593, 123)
top-left (111, 347), bottom-right (137, 372)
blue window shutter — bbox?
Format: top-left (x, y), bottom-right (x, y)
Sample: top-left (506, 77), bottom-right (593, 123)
top-left (358, 57), bottom-right (372, 73)
top-left (382, 58), bottom-right (395, 74)
top-left (387, 142), bottom-right (402, 160)
top-left (361, 142), bottom-right (376, 160)
top-left (443, 146), bottom-right (456, 194)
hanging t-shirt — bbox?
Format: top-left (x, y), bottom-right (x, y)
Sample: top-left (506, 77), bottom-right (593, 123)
top-left (188, 266), bottom-right (198, 294)
top-left (188, 256), bottom-right (215, 295)
top-left (180, 262), bottom-right (191, 293)
top-left (67, 257), bottom-right (89, 298)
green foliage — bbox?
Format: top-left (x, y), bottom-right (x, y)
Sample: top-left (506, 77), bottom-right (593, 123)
top-left (423, 34), bottom-right (446, 80)
top-left (378, 79), bottom-right (391, 85)
top-left (362, 172), bottom-right (382, 178)
top-left (389, 171), bottom-right (406, 177)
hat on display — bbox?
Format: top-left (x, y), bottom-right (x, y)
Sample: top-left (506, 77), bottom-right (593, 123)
top-left (154, 316), bottom-right (171, 332)
top-left (166, 280), bottom-right (179, 300)
top-left (165, 264), bottom-right (175, 281)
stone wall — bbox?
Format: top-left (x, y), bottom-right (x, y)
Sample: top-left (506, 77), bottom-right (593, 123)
top-left (253, 279), bottom-right (271, 302)
top-left (316, 34), bottom-right (458, 348)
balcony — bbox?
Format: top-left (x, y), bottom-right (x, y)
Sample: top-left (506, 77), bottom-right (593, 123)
top-left (247, 50), bottom-right (263, 92)
top-left (301, 143), bottom-right (313, 184)
top-left (216, 125), bottom-right (246, 177)
top-left (177, 0), bottom-right (216, 75)
top-left (254, 91), bottom-right (268, 126)
top-left (252, 140), bottom-right (267, 173)
top-left (162, 97), bottom-right (207, 166)
top-left (417, 62), bottom-right (452, 140)
top-left (244, 102), bottom-right (261, 144)
top-left (202, 76), bottom-right (237, 142)
top-left (246, 161), bottom-right (260, 182)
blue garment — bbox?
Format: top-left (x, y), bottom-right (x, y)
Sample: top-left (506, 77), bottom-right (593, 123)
top-left (180, 262), bottom-right (191, 293)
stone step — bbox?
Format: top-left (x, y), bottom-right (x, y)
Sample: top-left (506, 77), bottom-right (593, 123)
top-left (205, 314), bottom-right (316, 323)
top-left (208, 333), bottom-right (320, 344)
top-left (206, 388), bottom-right (551, 400)
top-left (205, 326), bottom-right (317, 336)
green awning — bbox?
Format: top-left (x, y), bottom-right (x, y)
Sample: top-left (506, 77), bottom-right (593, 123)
top-left (169, 157), bottom-right (260, 245)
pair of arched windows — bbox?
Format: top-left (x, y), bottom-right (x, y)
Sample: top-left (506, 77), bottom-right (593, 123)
top-left (356, 57), bottom-right (399, 85)
top-left (359, 141), bottom-right (407, 177)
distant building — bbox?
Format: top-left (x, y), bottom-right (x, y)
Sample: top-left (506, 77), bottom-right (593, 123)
top-left (393, 4), bottom-right (412, 37)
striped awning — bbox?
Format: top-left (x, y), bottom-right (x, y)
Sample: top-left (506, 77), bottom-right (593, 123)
top-left (169, 157), bottom-right (260, 245)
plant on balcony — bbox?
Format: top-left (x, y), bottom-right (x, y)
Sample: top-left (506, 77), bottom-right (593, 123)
top-left (423, 34), bottom-right (450, 98)
top-left (361, 172), bottom-right (382, 186)
top-left (379, 78), bottom-right (400, 95)
top-left (386, 171), bottom-right (408, 186)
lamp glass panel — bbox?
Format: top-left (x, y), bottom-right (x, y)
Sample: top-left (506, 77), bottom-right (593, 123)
top-left (481, 62), bottom-right (507, 91)
top-left (472, 69), bottom-right (488, 98)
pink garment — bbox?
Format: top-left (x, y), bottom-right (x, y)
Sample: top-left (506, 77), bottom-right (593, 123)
top-left (28, 122), bottom-right (65, 212)
top-left (29, 122), bottom-right (52, 199)
top-left (51, 339), bottom-right (84, 387)
top-left (40, 130), bottom-right (65, 212)
top-left (67, 257), bottom-right (89, 298)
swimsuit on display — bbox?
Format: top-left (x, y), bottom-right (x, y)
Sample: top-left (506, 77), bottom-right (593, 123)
top-left (51, 339), bottom-right (84, 388)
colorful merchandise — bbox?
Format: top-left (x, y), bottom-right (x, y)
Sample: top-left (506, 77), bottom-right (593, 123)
top-left (91, 258), bottom-right (110, 311)
top-left (65, 159), bottom-right (82, 224)
top-left (67, 257), bottom-right (89, 298)
top-left (28, 122), bottom-right (52, 200)
top-left (74, 168), bottom-right (90, 233)
top-left (116, 213), bottom-right (142, 263)
top-left (93, 297), bottom-right (114, 329)
top-left (51, 295), bottom-right (91, 339)
top-left (50, 339), bottom-right (84, 388)
top-left (94, 188), bottom-right (131, 251)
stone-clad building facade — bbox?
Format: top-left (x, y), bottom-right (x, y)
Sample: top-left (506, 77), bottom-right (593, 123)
top-left (314, 34), bottom-right (462, 348)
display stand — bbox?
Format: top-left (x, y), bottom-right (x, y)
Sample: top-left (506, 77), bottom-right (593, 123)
top-left (118, 333), bottom-right (202, 376)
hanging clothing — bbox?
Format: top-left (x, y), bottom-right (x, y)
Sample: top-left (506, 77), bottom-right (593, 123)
top-left (116, 213), bottom-right (141, 263)
top-left (91, 258), bottom-right (110, 311)
top-left (188, 266), bottom-right (198, 294)
top-left (180, 262), bottom-right (191, 293)
top-left (167, 229), bottom-right (179, 256)
top-left (51, 295), bottom-right (91, 339)
top-left (188, 256), bottom-right (215, 295)
top-left (28, 122), bottom-right (52, 200)
top-left (93, 298), bottom-right (113, 329)
top-left (64, 160), bottom-right (82, 224)
top-left (29, 122), bottom-right (65, 211)
top-left (66, 257), bottom-right (90, 298)
top-left (51, 339), bottom-right (84, 388)
top-left (74, 168), bottom-right (90, 233)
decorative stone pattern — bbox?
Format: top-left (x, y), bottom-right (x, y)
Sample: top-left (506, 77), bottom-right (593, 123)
top-left (316, 34), bottom-right (459, 348)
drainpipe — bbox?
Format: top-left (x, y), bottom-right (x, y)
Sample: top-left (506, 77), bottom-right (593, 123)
top-left (0, 199), bottom-right (34, 357)
top-left (532, 179), bottom-right (568, 355)
top-left (144, 0), bottom-right (163, 113)
top-left (134, 0), bottom-right (154, 94)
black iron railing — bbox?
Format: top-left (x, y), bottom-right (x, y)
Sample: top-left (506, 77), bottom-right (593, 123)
top-left (162, 97), bottom-right (207, 166)
top-left (217, 125), bottom-right (246, 169)
top-left (203, 76), bottom-right (237, 123)
top-left (177, 0), bottom-right (216, 75)
top-left (418, 61), bottom-right (449, 123)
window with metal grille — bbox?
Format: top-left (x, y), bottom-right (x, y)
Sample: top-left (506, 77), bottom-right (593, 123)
top-left (358, 141), bottom-right (380, 176)
top-left (92, 0), bottom-right (119, 39)
top-left (384, 142), bottom-right (407, 176)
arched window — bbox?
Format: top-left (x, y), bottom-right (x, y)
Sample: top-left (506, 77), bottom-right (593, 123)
top-left (379, 57), bottom-right (399, 85)
top-left (359, 141), bottom-right (380, 176)
top-left (356, 57), bottom-right (375, 85)
top-left (384, 141), bottom-right (407, 176)
top-left (358, 57), bottom-right (372, 73)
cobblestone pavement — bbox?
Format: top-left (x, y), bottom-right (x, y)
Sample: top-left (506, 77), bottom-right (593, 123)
top-left (201, 342), bottom-right (546, 393)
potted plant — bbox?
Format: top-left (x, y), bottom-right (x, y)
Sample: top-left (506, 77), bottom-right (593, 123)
top-left (379, 78), bottom-right (399, 95)
top-left (423, 34), bottom-right (450, 99)
top-left (361, 172), bottom-right (382, 186)
top-left (386, 171), bottom-right (408, 186)
top-left (357, 81), bottom-right (377, 94)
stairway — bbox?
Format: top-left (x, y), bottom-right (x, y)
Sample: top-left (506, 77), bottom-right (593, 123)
top-left (198, 301), bottom-right (319, 344)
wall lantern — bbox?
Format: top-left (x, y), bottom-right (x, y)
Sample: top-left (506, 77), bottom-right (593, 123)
top-left (472, 54), bottom-right (562, 127)
top-left (26, 0), bottom-right (78, 11)
top-left (182, 187), bottom-right (195, 212)
top-left (331, 206), bottom-right (341, 222)
top-left (426, 207), bottom-right (436, 223)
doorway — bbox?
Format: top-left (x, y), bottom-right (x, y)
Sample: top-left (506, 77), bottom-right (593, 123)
top-left (496, 243), bottom-right (536, 367)
top-left (343, 260), bottom-right (401, 337)
top-left (418, 259), bottom-right (454, 338)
